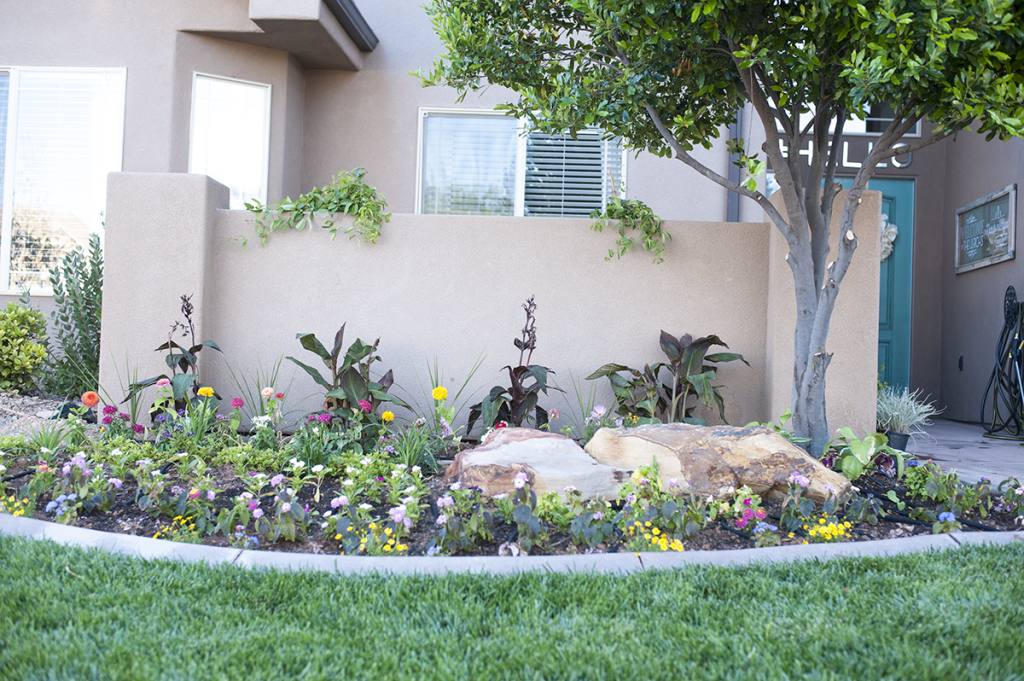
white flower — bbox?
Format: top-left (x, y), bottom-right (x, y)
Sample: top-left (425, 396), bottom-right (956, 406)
top-left (493, 493), bottom-right (508, 500)
top-left (289, 458), bottom-right (305, 469)
top-left (391, 470), bottom-right (402, 478)
top-left (412, 466), bottom-right (421, 473)
top-left (358, 503), bottom-right (373, 510)
top-left (449, 482), bottom-right (462, 491)
top-left (343, 479), bottom-right (354, 486)
top-left (396, 463), bottom-right (408, 470)
top-left (706, 495), bottom-right (714, 504)
top-left (403, 486), bottom-right (416, 494)
top-left (110, 448), bottom-right (123, 458)
top-left (312, 465), bottom-right (324, 473)
top-left (360, 458), bottom-right (372, 466)
top-left (241, 492), bottom-right (254, 499)
top-left (0, 464), bottom-right (5, 474)
top-left (564, 486), bottom-right (577, 494)
top-left (320, 521), bottom-right (329, 529)
top-left (323, 511), bottom-right (332, 518)
top-left (346, 467), bottom-right (357, 473)
top-left (402, 496), bottom-right (416, 504)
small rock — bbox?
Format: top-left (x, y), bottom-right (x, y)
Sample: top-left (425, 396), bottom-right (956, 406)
top-left (584, 423), bottom-right (850, 503)
top-left (445, 427), bottom-right (631, 500)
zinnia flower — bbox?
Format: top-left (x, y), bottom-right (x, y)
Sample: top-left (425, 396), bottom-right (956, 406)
top-left (276, 392), bottom-right (285, 400)
top-left (230, 397), bottom-right (244, 408)
top-left (81, 391), bottom-right (100, 408)
top-left (432, 386), bottom-right (448, 401)
top-left (197, 386), bottom-right (214, 398)
top-left (382, 411), bottom-right (394, 422)
top-left (261, 387), bottom-right (274, 398)
top-left (156, 378), bottom-right (171, 388)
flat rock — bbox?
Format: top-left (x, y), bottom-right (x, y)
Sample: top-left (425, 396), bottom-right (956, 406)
top-left (445, 427), bottom-right (631, 500)
top-left (584, 423), bottom-right (850, 503)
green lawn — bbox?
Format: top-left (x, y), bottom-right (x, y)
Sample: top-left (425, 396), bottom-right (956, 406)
top-left (1, 535), bottom-right (1022, 680)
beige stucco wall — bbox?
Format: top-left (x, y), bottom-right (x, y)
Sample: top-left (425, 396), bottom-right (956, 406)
top-left (940, 131), bottom-right (1024, 422)
top-left (100, 172), bottom-right (881, 439)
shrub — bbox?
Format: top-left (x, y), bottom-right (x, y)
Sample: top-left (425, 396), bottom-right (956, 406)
top-left (42, 233), bottom-right (103, 397)
top-left (0, 302), bottom-right (47, 392)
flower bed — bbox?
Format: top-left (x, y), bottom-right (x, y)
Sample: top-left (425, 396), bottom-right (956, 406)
top-left (2, 397), bottom-right (1022, 557)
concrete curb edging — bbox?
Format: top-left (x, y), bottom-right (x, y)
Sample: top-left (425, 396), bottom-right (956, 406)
top-left (2, 513), bottom-right (1022, 575)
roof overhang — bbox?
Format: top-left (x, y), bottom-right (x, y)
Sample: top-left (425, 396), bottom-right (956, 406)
top-left (184, 0), bottom-right (378, 71)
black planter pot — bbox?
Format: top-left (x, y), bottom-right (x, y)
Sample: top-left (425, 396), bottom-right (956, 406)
top-left (884, 430), bottom-right (910, 451)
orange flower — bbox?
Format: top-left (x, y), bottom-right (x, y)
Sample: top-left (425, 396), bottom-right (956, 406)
top-left (81, 391), bottom-right (100, 408)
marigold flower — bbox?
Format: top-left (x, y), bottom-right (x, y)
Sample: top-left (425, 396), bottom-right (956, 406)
top-left (432, 386), bottom-right (448, 401)
top-left (197, 386), bottom-right (214, 398)
top-left (81, 391), bottom-right (100, 408)
top-left (382, 411), bottom-right (394, 422)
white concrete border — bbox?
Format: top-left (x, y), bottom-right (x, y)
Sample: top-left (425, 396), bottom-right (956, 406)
top-left (3, 513), bottom-right (1021, 575)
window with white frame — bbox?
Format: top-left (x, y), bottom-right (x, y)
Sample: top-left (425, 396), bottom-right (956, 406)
top-left (189, 74), bottom-right (271, 211)
top-left (417, 109), bottom-right (625, 217)
top-left (0, 67), bottom-right (126, 293)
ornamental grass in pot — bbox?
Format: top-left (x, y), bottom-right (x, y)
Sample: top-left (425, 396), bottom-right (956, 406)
top-left (876, 385), bottom-right (942, 451)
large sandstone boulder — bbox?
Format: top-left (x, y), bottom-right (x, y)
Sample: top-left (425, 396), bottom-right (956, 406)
top-left (445, 427), bottom-right (630, 500)
top-left (584, 423), bottom-right (850, 503)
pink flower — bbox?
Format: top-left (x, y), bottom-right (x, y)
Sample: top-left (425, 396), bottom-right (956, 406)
top-left (358, 400), bottom-right (372, 413)
top-left (206, 490), bottom-right (216, 501)
top-left (737, 518), bottom-right (748, 529)
top-left (102, 405), bottom-right (118, 415)
top-left (548, 408), bottom-right (561, 421)
top-left (247, 499), bottom-right (259, 512)
top-left (270, 474), bottom-right (285, 487)
top-left (742, 508), bottom-right (754, 520)
top-left (317, 413), bottom-right (332, 423)
top-left (281, 502), bottom-right (292, 513)
top-left (743, 498), bottom-right (752, 507)
top-left (188, 489), bottom-right (201, 500)
top-left (436, 514), bottom-right (448, 526)
top-left (756, 508), bottom-right (767, 519)
top-left (593, 511), bottom-right (603, 521)
top-left (131, 424), bottom-right (145, 435)
top-left (102, 416), bottom-right (114, 425)
top-left (331, 496), bottom-right (348, 509)
top-left (156, 378), bottom-right (170, 388)
top-left (261, 387), bottom-right (274, 398)
top-left (231, 398), bottom-right (244, 409)
top-left (109, 478), bottom-right (123, 489)
top-left (514, 472), bottom-right (529, 489)
top-left (253, 508), bottom-right (264, 519)
top-left (275, 392), bottom-right (285, 401)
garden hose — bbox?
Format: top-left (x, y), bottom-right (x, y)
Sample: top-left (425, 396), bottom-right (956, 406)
top-left (0, 469), bottom-right (33, 484)
top-left (981, 286), bottom-right (1024, 439)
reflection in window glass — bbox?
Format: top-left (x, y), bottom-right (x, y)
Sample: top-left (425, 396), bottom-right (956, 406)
top-left (5, 69), bottom-right (125, 291)
top-left (190, 75), bottom-right (270, 210)
top-left (421, 114), bottom-right (517, 216)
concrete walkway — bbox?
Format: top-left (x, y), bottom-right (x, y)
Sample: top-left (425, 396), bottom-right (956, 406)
top-left (0, 513), bottom-right (1020, 575)
top-left (907, 419), bottom-right (1024, 484)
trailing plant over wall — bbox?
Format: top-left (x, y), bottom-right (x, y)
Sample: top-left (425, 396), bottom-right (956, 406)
top-left (42, 233), bottom-right (103, 397)
top-left (590, 194), bottom-right (671, 264)
top-left (244, 168), bottom-right (390, 247)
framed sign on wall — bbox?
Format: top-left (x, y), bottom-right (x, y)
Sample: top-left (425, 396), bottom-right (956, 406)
top-left (956, 184), bottom-right (1016, 274)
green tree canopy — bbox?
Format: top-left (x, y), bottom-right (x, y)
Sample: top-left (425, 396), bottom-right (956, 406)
top-left (420, 0), bottom-right (1024, 454)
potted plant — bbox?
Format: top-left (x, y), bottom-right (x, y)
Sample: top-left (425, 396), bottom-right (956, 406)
top-left (876, 385), bottom-right (942, 450)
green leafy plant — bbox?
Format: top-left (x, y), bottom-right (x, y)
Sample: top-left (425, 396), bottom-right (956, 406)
top-left (744, 409), bottom-right (810, 447)
top-left (287, 322), bottom-right (407, 422)
top-left (827, 428), bottom-right (903, 482)
top-left (0, 302), bottom-right (47, 393)
top-left (124, 294), bottom-right (222, 409)
top-left (244, 168), bottom-right (390, 247)
top-left (587, 331), bottom-right (748, 425)
top-left (468, 296), bottom-right (562, 433)
top-left (42, 233), bottom-right (103, 397)
top-left (590, 193), bottom-right (671, 264)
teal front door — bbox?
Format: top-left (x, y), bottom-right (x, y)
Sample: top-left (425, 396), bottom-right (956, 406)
top-left (840, 177), bottom-right (915, 389)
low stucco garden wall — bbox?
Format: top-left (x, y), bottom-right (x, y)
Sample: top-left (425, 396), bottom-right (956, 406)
top-left (99, 173), bottom-right (879, 437)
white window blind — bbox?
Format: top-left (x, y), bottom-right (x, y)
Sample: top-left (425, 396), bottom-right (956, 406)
top-left (0, 68), bottom-right (126, 293)
top-left (189, 74), bottom-right (270, 211)
top-left (418, 110), bottom-right (625, 218)
top-left (524, 131), bottom-right (622, 217)
top-left (420, 113), bottom-right (517, 216)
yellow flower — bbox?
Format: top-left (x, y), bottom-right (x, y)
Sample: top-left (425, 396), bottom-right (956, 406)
top-left (432, 386), bottom-right (448, 401)
top-left (382, 411), bottom-right (394, 422)
top-left (652, 528), bottom-right (661, 536)
top-left (383, 544), bottom-right (393, 552)
top-left (384, 527), bottom-right (393, 537)
top-left (197, 386), bottom-right (214, 398)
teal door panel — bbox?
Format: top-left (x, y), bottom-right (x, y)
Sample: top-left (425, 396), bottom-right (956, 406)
top-left (840, 178), bottom-right (914, 389)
